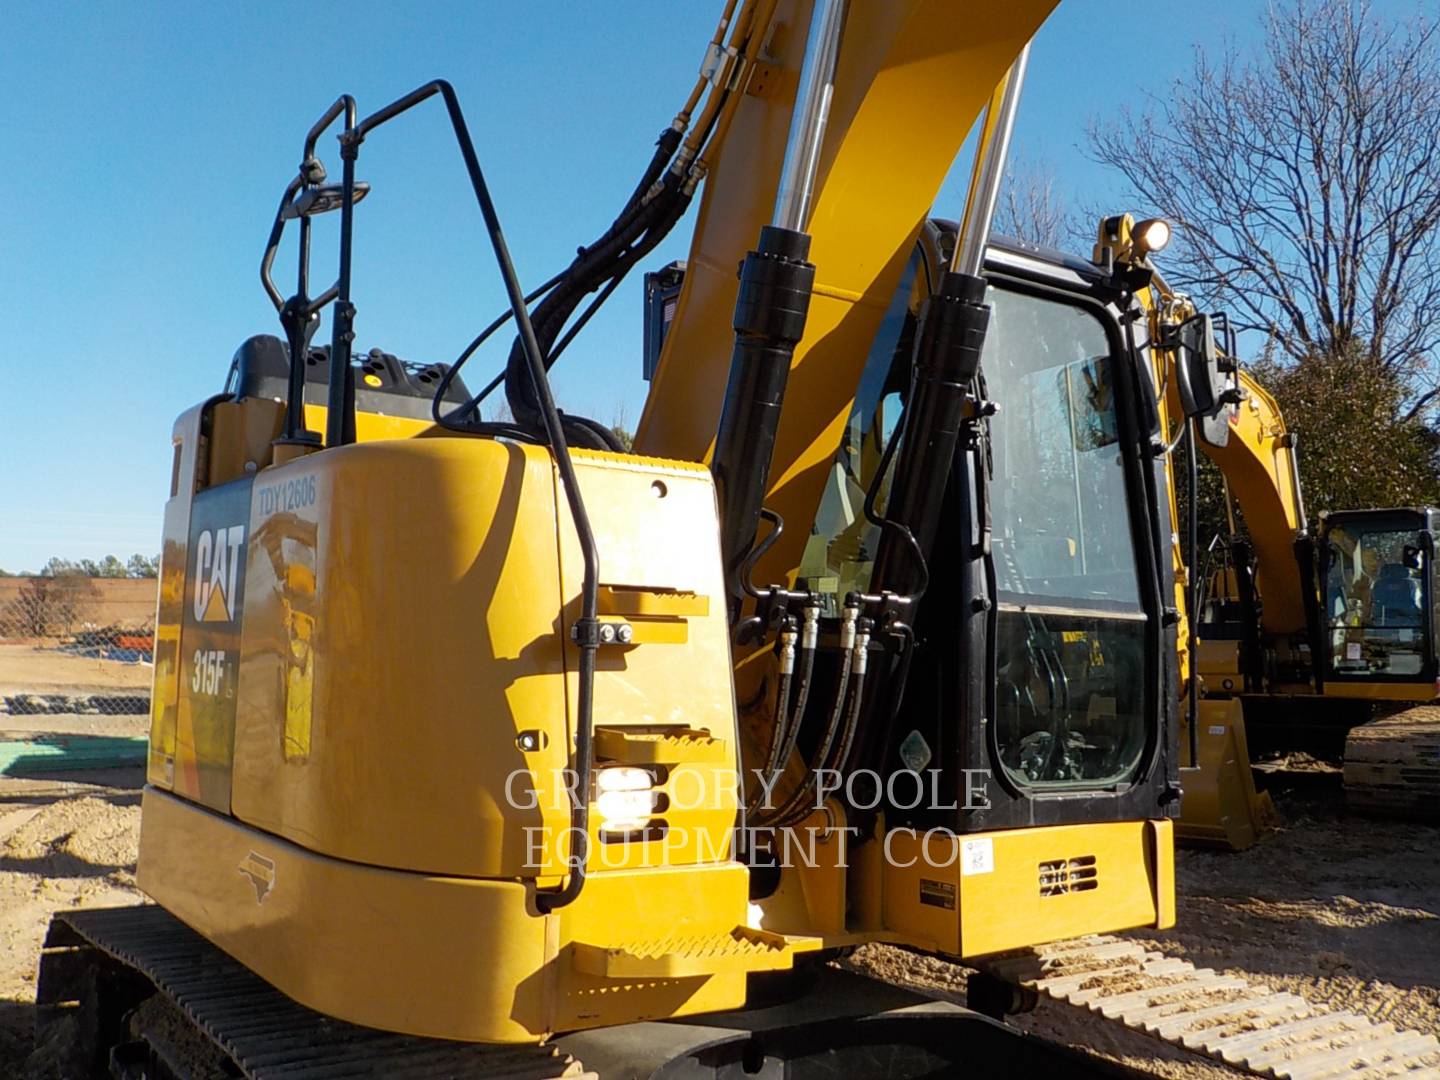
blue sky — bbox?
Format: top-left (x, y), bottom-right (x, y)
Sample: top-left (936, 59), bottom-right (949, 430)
top-left (0, 1), bottom-right (1375, 572)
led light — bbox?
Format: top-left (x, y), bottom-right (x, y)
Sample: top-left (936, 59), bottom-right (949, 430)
top-left (595, 766), bottom-right (656, 834)
top-left (1133, 217), bottom-right (1171, 257)
top-left (595, 766), bottom-right (651, 793)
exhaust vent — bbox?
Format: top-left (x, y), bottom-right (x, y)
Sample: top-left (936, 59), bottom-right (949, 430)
top-left (1038, 855), bottom-right (1098, 897)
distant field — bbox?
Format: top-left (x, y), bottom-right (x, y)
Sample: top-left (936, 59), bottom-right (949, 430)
top-left (0, 644), bottom-right (150, 697)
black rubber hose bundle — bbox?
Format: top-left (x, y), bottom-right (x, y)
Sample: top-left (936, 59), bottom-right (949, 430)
top-left (502, 155), bottom-right (696, 450)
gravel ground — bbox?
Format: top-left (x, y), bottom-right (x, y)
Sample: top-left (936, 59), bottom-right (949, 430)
top-left (0, 760), bottom-right (1434, 1078)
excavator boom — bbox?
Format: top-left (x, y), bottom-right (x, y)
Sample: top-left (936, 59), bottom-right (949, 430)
top-left (638, 0), bottom-right (1052, 591)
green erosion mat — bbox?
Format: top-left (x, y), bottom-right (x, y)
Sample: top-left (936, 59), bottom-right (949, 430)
top-left (0, 734), bottom-right (148, 775)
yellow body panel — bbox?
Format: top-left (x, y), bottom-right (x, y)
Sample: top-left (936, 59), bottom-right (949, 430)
top-left (549, 859), bottom-right (761, 1032)
top-left (147, 404), bottom-right (208, 790)
top-left (301, 400), bottom-right (439, 444)
top-left (138, 420), bottom-right (790, 1039)
top-left (1298, 680), bottom-right (1435, 702)
top-left (220, 439), bottom-right (741, 881)
top-left (229, 438), bottom-right (576, 877)
top-left (559, 451), bottom-right (740, 741)
top-left (209, 398), bottom-right (285, 486)
top-left (154, 395), bottom-right (447, 802)
top-left (882, 820), bottom-right (1174, 958)
top-left (138, 788), bottom-right (764, 1042)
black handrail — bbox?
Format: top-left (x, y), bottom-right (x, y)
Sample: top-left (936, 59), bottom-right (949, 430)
top-left (336, 80), bottom-right (601, 912)
top-left (260, 95), bottom-right (357, 444)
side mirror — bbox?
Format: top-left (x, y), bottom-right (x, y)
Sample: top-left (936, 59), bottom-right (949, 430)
top-left (1173, 313), bottom-right (1237, 449)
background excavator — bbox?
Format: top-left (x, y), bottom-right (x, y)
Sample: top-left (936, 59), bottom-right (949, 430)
top-left (1128, 263), bottom-right (1440, 847)
top-left (1193, 382), bottom-right (1440, 820)
top-left (31, 1), bottom-right (1439, 1077)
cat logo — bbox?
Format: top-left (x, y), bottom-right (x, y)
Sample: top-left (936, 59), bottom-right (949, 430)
top-left (193, 525), bottom-right (245, 623)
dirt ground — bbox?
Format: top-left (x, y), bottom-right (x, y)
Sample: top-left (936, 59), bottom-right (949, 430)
top-left (0, 643), bottom-right (151, 697)
top-left (0, 775), bottom-right (144, 1074)
top-left (0, 761), bottom-right (1434, 1078)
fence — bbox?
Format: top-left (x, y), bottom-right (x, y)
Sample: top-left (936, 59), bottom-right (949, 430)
top-left (0, 577), bottom-right (156, 720)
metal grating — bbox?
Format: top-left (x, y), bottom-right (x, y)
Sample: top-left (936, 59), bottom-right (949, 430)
top-left (1039, 855), bottom-right (1099, 897)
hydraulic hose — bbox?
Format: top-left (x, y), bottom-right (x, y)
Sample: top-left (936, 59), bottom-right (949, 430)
top-left (779, 602), bottom-right (820, 766)
top-left (763, 648), bottom-right (850, 828)
top-left (747, 617), bottom-right (797, 816)
top-left (677, 0), bottom-right (742, 125)
top-left (826, 617), bottom-right (872, 778)
top-left (431, 269), bottom-right (567, 425)
top-left (760, 600), bottom-right (858, 827)
top-left (747, 602), bottom-right (819, 816)
top-left (496, 0), bottom-right (777, 451)
top-left (861, 370), bottom-right (931, 599)
top-left (503, 168), bottom-right (697, 448)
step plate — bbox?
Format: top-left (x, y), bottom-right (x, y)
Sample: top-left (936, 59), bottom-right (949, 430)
top-left (574, 925), bottom-right (813, 979)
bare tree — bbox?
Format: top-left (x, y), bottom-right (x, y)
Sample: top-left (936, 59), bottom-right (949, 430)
top-left (5, 573), bottom-right (100, 638)
top-left (1091, 0), bottom-right (1440, 414)
top-left (609, 403), bottom-right (635, 452)
top-left (994, 154), bottom-right (1076, 250)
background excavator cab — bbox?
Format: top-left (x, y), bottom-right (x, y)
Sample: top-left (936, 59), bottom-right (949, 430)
top-left (1319, 508), bottom-right (1439, 686)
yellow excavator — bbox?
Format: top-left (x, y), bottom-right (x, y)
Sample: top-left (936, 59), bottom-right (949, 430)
top-left (1139, 285), bottom-right (1440, 836)
top-left (40, 1), bottom-right (1425, 1076)
top-left (1187, 369), bottom-right (1440, 822)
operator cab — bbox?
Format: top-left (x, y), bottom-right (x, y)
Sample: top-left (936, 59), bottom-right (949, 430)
top-left (799, 221), bottom-right (1178, 832)
top-left (641, 227), bottom-right (1177, 828)
top-left (1319, 508), bottom-right (1440, 684)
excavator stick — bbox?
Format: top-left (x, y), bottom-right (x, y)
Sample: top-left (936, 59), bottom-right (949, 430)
top-left (1177, 698), bottom-right (1280, 851)
top-left (1344, 706), bottom-right (1440, 817)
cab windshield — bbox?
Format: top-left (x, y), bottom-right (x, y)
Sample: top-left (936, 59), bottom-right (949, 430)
top-left (1323, 521), bottom-right (1430, 678)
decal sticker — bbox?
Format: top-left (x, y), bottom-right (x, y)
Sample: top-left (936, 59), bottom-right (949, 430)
top-left (960, 837), bottom-right (994, 876)
top-left (238, 851), bottom-right (276, 903)
top-left (256, 473), bottom-right (317, 517)
top-left (175, 478), bottom-right (254, 812)
top-left (898, 730), bottom-right (932, 773)
top-left (192, 525), bottom-right (245, 623)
